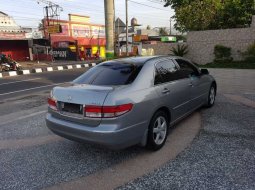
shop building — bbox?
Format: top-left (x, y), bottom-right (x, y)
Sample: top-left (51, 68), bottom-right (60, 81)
top-left (44, 14), bottom-right (106, 60)
top-left (0, 11), bottom-right (33, 61)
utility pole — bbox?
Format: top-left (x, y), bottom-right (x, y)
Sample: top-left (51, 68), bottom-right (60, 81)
top-left (36, 0), bottom-right (63, 61)
top-left (169, 17), bottom-right (172, 35)
top-left (125, 0), bottom-right (128, 56)
top-left (104, 0), bottom-right (115, 59)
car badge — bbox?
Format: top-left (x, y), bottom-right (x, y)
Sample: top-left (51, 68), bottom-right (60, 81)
top-left (67, 95), bottom-right (72, 101)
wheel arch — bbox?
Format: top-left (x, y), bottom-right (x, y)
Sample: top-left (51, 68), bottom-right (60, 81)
top-left (140, 106), bottom-right (171, 147)
top-left (153, 106), bottom-right (171, 123)
top-left (212, 80), bottom-right (217, 94)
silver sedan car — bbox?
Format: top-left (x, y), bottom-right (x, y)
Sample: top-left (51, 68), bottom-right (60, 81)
top-left (46, 56), bottom-right (216, 150)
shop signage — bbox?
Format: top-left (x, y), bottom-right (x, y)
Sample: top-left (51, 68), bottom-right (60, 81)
top-left (25, 31), bottom-right (43, 39)
top-left (52, 50), bottom-right (67, 58)
top-left (0, 32), bottom-right (26, 40)
top-left (48, 24), bottom-right (62, 34)
top-left (133, 35), bottom-right (148, 42)
top-left (161, 36), bottom-right (177, 42)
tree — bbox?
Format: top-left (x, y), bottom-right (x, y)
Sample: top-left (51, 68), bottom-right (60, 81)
top-left (164, 0), bottom-right (255, 32)
top-left (146, 25), bottom-right (151, 30)
top-left (158, 27), bottom-right (168, 35)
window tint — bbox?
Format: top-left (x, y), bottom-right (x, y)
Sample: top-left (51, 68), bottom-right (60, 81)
top-left (73, 62), bottom-right (142, 86)
top-left (154, 60), bottom-right (178, 85)
top-left (175, 59), bottom-right (198, 79)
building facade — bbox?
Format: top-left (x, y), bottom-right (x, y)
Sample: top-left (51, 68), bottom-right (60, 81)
top-left (0, 11), bottom-right (32, 61)
top-left (44, 14), bottom-right (106, 60)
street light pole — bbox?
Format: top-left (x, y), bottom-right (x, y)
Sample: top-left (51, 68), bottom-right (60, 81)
top-left (126, 0), bottom-right (128, 56)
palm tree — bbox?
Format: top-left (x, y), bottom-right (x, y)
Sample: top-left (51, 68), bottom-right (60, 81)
top-left (158, 27), bottom-right (168, 36)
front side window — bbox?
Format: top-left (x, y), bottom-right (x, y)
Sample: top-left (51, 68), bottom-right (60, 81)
top-left (73, 62), bottom-right (143, 86)
top-left (154, 60), bottom-right (179, 85)
top-left (175, 59), bottom-right (198, 79)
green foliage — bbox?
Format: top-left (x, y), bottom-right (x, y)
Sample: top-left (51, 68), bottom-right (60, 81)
top-left (214, 45), bottom-right (233, 63)
top-left (176, 35), bottom-right (187, 42)
top-left (170, 44), bottom-right (188, 57)
top-left (174, 0), bottom-right (219, 32)
top-left (199, 61), bottom-right (255, 69)
top-left (158, 27), bottom-right (168, 36)
top-left (163, 0), bottom-right (255, 32)
top-left (242, 42), bottom-right (255, 62)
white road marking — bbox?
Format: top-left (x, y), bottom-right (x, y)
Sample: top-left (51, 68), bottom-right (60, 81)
top-left (9, 71), bottom-right (17, 76)
top-left (67, 65), bottom-right (73, 69)
top-left (57, 66), bottom-right (64, 70)
top-left (22, 70), bottom-right (30, 75)
top-left (47, 67), bottom-right (53, 72)
top-left (0, 110), bottom-right (47, 126)
top-left (0, 78), bottom-right (41, 86)
top-left (35, 68), bottom-right (42, 73)
top-left (76, 64), bottom-right (81, 68)
top-left (0, 82), bottom-right (65, 96)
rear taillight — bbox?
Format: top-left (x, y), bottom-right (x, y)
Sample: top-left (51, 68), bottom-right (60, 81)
top-left (48, 97), bottom-right (57, 111)
top-left (84, 104), bottom-right (133, 118)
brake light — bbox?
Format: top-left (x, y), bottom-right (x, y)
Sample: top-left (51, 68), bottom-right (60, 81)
top-left (84, 104), bottom-right (133, 118)
top-left (48, 97), bottom-right (57, 111)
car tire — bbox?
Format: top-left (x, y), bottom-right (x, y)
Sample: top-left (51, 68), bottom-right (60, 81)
top-left (206, 84), bottom-right (216, 107)
top-left (147, 111), bottom-right (169, 151)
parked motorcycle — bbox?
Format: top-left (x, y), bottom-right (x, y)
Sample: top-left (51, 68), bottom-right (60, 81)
top-left (9, 61), bottom-right (22, 71)
top-left (0, 63), bottom-right (11, 72)
top-left (0, 54), bottom-right (22, 71)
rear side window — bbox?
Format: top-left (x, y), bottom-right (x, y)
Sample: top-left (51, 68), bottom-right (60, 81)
top-left (154, 60), bottom-right (178, 85)
top-left (175, 59), bottom-right (198, 79)
top-left (73, 62), bottom-right (143, 86)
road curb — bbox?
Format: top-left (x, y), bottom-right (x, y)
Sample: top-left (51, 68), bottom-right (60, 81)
top-left (0, 63), bottom-right (97, 78)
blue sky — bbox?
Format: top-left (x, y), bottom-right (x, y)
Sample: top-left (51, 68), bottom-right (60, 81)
top-left (0, 0), bottom-right (174, 29)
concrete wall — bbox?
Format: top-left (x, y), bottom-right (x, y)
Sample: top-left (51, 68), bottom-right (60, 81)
top-left (142, 43), bottom-right (181, 56)
top-left (186, 27), bottom-right (255, 64)
top-left (143, 16), bottom-right (255, 65)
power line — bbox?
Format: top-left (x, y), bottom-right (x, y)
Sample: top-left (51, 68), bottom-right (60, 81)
top-left (146, 0), bottom-right (165, 5)
top-left (128, 0), bottom-right (169, 12)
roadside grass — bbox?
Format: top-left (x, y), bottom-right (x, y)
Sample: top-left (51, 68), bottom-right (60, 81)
top-left (198, 61), bottom-right (255, 69)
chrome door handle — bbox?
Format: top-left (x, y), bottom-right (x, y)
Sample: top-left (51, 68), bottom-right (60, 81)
top-left (188, 83), bottom-right (194, 87)
top-left (162, 88), bottom-right (170, 94)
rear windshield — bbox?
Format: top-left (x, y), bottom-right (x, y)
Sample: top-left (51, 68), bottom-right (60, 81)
top-left (73, 62), bottom-right (143, 86)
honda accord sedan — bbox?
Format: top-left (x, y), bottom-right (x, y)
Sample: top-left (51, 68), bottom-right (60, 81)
top-left (46, 56), bottom-right (216, 150)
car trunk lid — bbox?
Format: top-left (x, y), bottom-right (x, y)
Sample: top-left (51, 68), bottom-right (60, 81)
top-left (51, 84), bottom-right (113, 126)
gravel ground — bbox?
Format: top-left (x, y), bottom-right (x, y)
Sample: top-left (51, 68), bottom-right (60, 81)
top-left (0, 92), bottom-right (49, 117)
top-left (118, 94), bottom-right (255, 190)
top-left (0, 139), bottom-right (142, 190)
top-left (0, 112), bottom-right (51, 140)
top-left (243, 94), bottom-right (255, 102)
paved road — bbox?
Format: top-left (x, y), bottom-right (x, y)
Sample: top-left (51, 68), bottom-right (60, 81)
top-left (0, 68), bottom-right (88, 100)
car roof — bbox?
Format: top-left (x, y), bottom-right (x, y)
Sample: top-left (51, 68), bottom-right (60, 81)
top-left (103, 56), bottom-right (181, 67)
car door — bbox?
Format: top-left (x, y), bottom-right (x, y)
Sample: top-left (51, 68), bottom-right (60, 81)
top-left (174, 58), bottom-right (207, 109)
top-left (153, 58), bottom-right (192, 122)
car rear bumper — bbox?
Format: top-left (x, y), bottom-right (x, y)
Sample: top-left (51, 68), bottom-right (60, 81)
top-left (46, 113), bottom-right (146, 149)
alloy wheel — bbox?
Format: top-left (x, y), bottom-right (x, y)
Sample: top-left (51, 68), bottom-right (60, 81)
top-left (153, 116), bottom-right (167, 145)
top-left (209, 87), bottom-right (215, 105)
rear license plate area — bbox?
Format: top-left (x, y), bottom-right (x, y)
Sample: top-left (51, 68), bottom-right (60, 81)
top-left (60, 102), bottom-right (83, 115)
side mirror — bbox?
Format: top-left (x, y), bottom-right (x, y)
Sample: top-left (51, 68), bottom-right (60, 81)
top-left (200, 68), bottom-right (209, 75)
